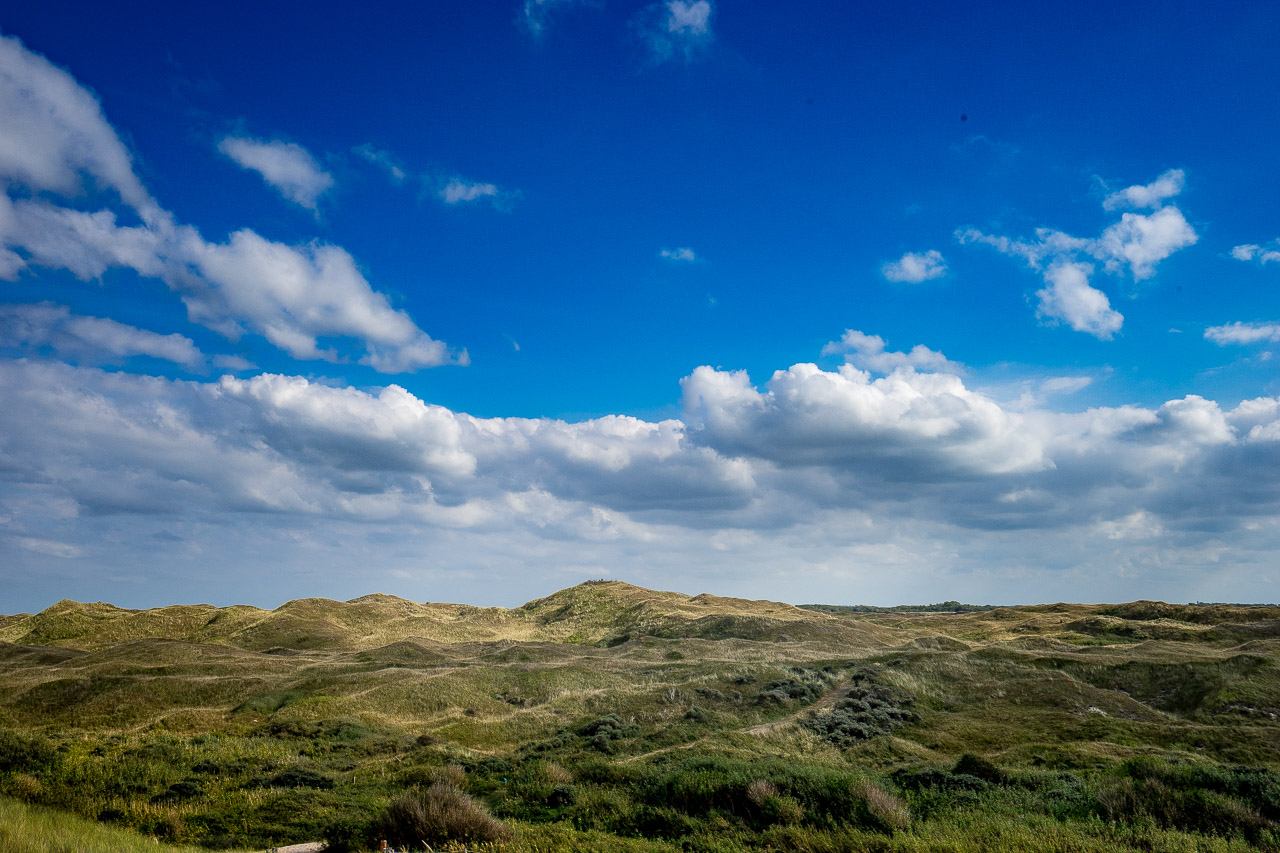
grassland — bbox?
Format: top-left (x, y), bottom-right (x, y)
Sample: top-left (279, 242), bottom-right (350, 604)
top-left (2, 580), bottom-right (1280, 851)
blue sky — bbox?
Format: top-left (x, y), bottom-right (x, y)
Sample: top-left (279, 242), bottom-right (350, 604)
top-left (2, 1), bottom-right (1280, 612)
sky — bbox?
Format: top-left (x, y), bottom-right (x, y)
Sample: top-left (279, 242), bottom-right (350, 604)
top-left (2, 1), bottom-right (1280, 612)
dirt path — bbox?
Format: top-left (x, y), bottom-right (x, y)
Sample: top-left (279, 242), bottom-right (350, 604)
top-left (741, 682), bottom-right (853, 735)
top-left (267, 844), bottom-right (325, 853)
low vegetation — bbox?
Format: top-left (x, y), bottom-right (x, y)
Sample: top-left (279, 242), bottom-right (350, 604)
top-left (2, 581), bottom-right (1279, 851)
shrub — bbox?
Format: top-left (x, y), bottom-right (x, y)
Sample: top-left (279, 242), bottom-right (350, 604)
top-left (150, 779), bottom-right (202, 803)
top-left (802, 682), bottom-right (917, 747)
top-left (434, 763), bottom-right (468, 788)
top-left (953, 753), bottom-right (1006, 785)
top-left (250, 767), bottom-right (335, 789)
top-left (0, 730), bottom-right (58, 775)
top-left (755, 673), bottom-right (826, 706)
top-left (579, 715), bottom-right (637, 752)
top-left (1097, 762), bottom-right (1279, 841)
top-left (373, 782), bottom-right (511, 847)
top-left (322, 815), bottom-right (372, 852)
top-left (891, 767), bottom-right (988, 793)
top-left (746, 779), bottom-right (777, 808)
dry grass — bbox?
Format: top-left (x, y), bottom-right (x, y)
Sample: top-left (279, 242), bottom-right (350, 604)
top-left (856, 778), bottom-right (910, 832)
top-left (375, 782), bottom-right (511, 847)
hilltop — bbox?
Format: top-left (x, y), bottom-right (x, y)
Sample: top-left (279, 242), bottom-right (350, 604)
top-left (0, 580), bottom-right (890, 652)
top-left (3, 582), bottom-right (1280, 851)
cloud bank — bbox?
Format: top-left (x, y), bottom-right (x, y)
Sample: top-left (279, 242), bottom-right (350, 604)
top-left (6, 329), bottom-right (1280, 604)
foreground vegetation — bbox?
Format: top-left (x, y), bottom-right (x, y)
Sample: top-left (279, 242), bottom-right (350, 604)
top-left (2, 581), bottom-right (1280, 851)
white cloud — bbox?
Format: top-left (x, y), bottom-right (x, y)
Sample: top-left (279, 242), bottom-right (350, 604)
top-left (821, 329), bottom-right (962, 374)
top-left (439, 178), bottom-right (499, 205)
top-left (353, 143), bottom-right (405, 182)
top-left (17, 537), bottom-right (81, 558)
top-left (212, 353), bottom-right (255, 371)
top-left (667, 0), bottom-right (712, 34)
top-left (1204, 321), bottom-right (1280, 346)
top-left (0, 302), bottom-right (203, 366)
top-left (0, 34), bottom-right (157, 219)
top-left (636, 0), bottom-right (714, 63)
top-left (881, 249), bottom-right (947, 283)
top-left (1035, 262), bottom-right (1123, 339)
top-left (1040, 376), bottom-right (1093, 396)
top-left (174, 228), bottom-right (462, 371)
top-left (1230, 241), bottom-right (1280, 265)
top-left (958, 171), bottom-right (1198, 337)
top-left (9, 343), bottom-right (1280, 606)
top-left (519, 0), bottom-right (595, 37)
top-left (0, 36), bottom-right (462, 373)
top-left (1096, 206), bottom-right (1197, 280)
top-left (681, 360), bottom-right (1049, 477)
top-left (660, 246), bottom-right (698, 262)
top-left (218, 136), bottom-right (334, 211)
top-left (1102, 168), bottom-right (1185, 210)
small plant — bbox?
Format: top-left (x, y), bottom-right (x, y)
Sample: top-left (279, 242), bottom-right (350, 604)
top-left (745, 779), bottom-right (777, 808)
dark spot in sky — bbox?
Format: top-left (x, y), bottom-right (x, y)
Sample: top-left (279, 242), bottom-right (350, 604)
top-left (806, 98), bottom-right (814, 105)
top-left (1176, 285), bottom-right (1183, 292)
top-left (960, 114), bottom-right (968, 122)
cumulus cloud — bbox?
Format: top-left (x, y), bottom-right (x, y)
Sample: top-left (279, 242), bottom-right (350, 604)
top-left (0, 36), bottom-right (462, 373)
top-left (1096, 206), bottom-right (1197, 280)
top-left (660, 246), bottom-right (698, 262)
top-left (681, 361), bottom-right (1049, 478)
top-left (821, 329), bottom-right (962, 374)
top-left (218, 136), bottom-right (334, 211)
top-left (1231, 242), bottom-right (1280, 264)
top-left (958, 171), bottom-right (1198, 337)
top-left (1103, 168), bottom-right (1185, 210)
top-left (173, 228), bottom-right (462, 370)
top-left (1205, 321), bottom-right (1280, 346)
top-left (0, 302), bottom-right (203, 366)
top-left (8, 337), bottom-right (1280, 605)
top-left (1035, 262), bottom-right (1123, 338)
top-left (881, 249), bottom-right (947, 283)
top-left (636, 0), bottom-right (714, 63)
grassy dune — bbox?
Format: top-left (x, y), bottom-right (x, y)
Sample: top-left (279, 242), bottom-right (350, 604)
top-left (2, 581), bottom-right (1279, 850)
top-left (0, 795), bottom-right (238, 853)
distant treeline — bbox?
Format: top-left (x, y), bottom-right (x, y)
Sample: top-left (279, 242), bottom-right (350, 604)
top-left (799, 601), bottom-right (997, 614)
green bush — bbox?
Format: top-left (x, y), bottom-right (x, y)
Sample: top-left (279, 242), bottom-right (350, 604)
top-left (0, 730), bottom-right (59, 775)
top-left (953, 754), bottom-right (1006, 785)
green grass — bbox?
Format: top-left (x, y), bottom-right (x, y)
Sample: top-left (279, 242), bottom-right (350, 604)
top-left (0, 795), bottom-right (244, 853)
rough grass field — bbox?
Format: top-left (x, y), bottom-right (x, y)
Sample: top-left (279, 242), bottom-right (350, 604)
top-left (2, 581), bottom-right (1280, 851)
